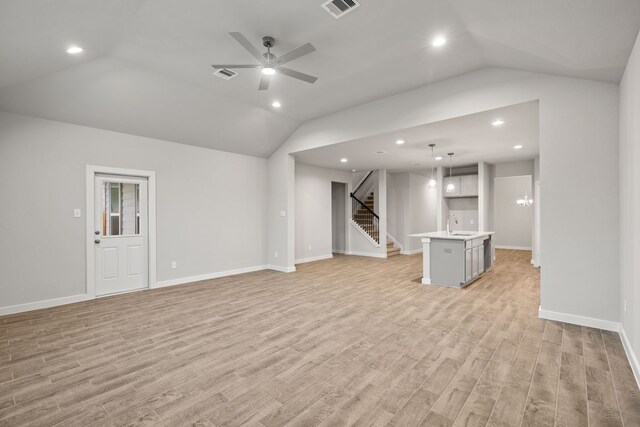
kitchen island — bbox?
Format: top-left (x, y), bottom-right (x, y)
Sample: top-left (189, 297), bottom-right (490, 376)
top-left (409, 231), bottom-right (495, 288)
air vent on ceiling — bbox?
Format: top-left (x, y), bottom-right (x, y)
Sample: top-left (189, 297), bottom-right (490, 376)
top-left (213, 68), bottom-right (238, 80)
top-left (321, 0), bottom-right (360, 19)
top-left (374, 150), bottom-right (388, 155)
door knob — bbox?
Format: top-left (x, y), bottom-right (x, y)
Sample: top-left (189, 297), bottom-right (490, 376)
top-left (94, 239), bottom-right (101, 244)
top-left (94, 231), bottom-right (100, 235)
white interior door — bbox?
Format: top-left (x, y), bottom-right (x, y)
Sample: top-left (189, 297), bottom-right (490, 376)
top-left (94, 175), bottom-right (148, 296)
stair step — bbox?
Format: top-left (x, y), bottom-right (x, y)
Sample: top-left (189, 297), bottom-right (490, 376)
top-left (387, 247), bottom-right (400, 257)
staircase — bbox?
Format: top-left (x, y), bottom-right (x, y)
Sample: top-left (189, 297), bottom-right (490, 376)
top-left (387, 241), bottom-right (400, 257)
top-left (353, 193), bottom-right (379, 242)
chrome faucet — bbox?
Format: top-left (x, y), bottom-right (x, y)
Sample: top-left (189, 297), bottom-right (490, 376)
top-left (447, 213), bottom-right (459, 235)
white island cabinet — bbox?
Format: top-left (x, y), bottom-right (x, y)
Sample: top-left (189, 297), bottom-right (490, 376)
top-left (409, 231), bottom-right (494, 288)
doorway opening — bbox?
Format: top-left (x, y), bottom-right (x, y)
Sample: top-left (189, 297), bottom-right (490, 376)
top-left (331, 182), bottom-right (347, 254)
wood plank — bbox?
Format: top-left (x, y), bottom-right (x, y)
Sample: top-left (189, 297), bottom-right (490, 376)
top-left (0, 250), bottom-right (636, 427)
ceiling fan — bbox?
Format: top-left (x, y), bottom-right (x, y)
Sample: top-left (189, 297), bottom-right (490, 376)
top-left (212, 32), bottom-right (318, 91)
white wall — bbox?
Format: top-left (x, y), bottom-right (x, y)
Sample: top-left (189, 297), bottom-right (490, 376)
top-left (620, 31), bottom-right (640, 381)
top-left (494, 176), bottom-right (534, 249)
top-left (294, 163), bottom-right (351, 262)
top-left (0, 111), bottom-right (268, 311)
top-left (268, 67), bottom-right (620, 324)
top-left (387, 172), bottom-right (438, 252)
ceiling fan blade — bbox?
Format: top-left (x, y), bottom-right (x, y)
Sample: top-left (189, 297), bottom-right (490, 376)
top-left (258, 74), bottom-right (271, 91)
top-left (229, 32), bottom-right (264, 62)
top-left (211, 64), bottom-right (261, 69)
top-left (276, 43), bottom-right (316, 65)
top-left (278, 67), bottom-right (318, 84)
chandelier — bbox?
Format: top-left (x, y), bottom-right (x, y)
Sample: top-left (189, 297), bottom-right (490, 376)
top-left (516, 194), bottom-right (533, 207)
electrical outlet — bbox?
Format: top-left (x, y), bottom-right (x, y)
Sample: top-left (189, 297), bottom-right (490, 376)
top-left (171, 261), bottom-right (177, 269)
top-left (274, 251), bottom-right (279, 258)
top-left (308, 245), bottom-right (312, 251)
top-left (73, 208), bottom-right (81, 218)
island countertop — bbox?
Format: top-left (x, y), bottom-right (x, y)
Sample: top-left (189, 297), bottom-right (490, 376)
top-left (408, 230), bottom-right (495, 241)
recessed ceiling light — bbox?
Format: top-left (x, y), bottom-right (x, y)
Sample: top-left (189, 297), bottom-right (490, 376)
top-left (271, 101), bottom-right (281, 108)
top-left (492, 119), bottom-right (505, 127)
top-left (395, 139), bottom-right (405, 145)
top-left (435, 156), bottom-right (443, 161)
top-left (352, 169), bottom-right (356, 172)
top-left (340, 158), bottom-right (348, 163)
top-left (513, 145), bottom-right (523, 150)
top-left (262, 67), bottom-right (276, 75)
top-left (432, 35), bottom-right (447, 47)
top-left (66, 46), bottom-right (83, 54)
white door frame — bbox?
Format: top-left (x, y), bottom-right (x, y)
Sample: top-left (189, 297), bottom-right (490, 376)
top-left (86, 165), bottom-right (157, 298)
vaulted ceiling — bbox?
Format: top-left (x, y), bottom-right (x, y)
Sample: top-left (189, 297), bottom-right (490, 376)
top-left (1, 0), bottom-right (639, 157)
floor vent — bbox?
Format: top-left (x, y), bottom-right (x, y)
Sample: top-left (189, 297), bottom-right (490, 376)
top-left (213, 68), bottom-right (238, 80)
top-left (321, 0), bottom-right (360, 19)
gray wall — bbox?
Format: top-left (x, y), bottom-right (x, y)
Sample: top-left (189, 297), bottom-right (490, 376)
top-left (447, 198), bottom-right (479, 232)
top-left (294, 163), bottom-right (351, 262)
top-left (0, 111), bottom-right (268, 310)
top-left (620, 31), bottom-right (640, 374)
top-left (494, 160), bottom-right (535, 177)
top-left (478, 162), bottom-right (494, 232)
top-left (331, 182), bottom-right (346, 253)
top-left (494, 176), bottom-right (534, 249)
top-left (269, 67), bottom-right (620, 324)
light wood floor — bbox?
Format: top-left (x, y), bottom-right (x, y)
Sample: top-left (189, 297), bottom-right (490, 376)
top-left (1, 250), bottom-right (639, 426)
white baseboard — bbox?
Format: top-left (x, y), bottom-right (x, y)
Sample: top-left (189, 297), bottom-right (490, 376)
top-left (0, 294), bottom-right (92, 316)
top-left (267, 265), bottom-right (297, 273)
top-left (400, 249), bottom-right (423, 255)
top-left (345, 251), bottom-right (387, 258)
top-left (495, 245), bottom-right (533, 251)
top-left (332, 249), bottom-right (346, 254)
top-left (154, 265), bottom-right (269, 288)
top-left (620, 326), bottom-right (640, 389)
top-left (295, 254), bottom-right (333, 264)
top-left (538, 307), bottom-right (620, 331)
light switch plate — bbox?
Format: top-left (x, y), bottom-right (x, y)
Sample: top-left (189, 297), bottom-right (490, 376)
top-left (280, 210), bottom-right (287, 217)
top-left (73, 208), bottom-right (81, 218)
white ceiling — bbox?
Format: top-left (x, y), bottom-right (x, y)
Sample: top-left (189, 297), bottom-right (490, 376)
top-left (294, 101), bottom-right (540, 173)
top-left (0, 1), bottom-right (638, 157)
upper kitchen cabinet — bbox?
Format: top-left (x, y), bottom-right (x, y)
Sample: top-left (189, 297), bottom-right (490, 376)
top-left (460, 175), bottom-right (479, 197)
top-left (444, 174), bottom-right (478, 198)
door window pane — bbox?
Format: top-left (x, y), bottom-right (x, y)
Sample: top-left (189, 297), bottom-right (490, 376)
top-left (101, 182), bottom-right (140, 236)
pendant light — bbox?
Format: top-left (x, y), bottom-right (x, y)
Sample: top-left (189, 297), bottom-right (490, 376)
top-left (446, 153), bottom-right (456, 193)
top-left (428, 144), bottom-right (437, 188)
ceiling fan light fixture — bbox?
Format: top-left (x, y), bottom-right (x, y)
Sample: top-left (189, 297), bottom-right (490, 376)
top-left (261, 67), bottom-right (276, 75)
